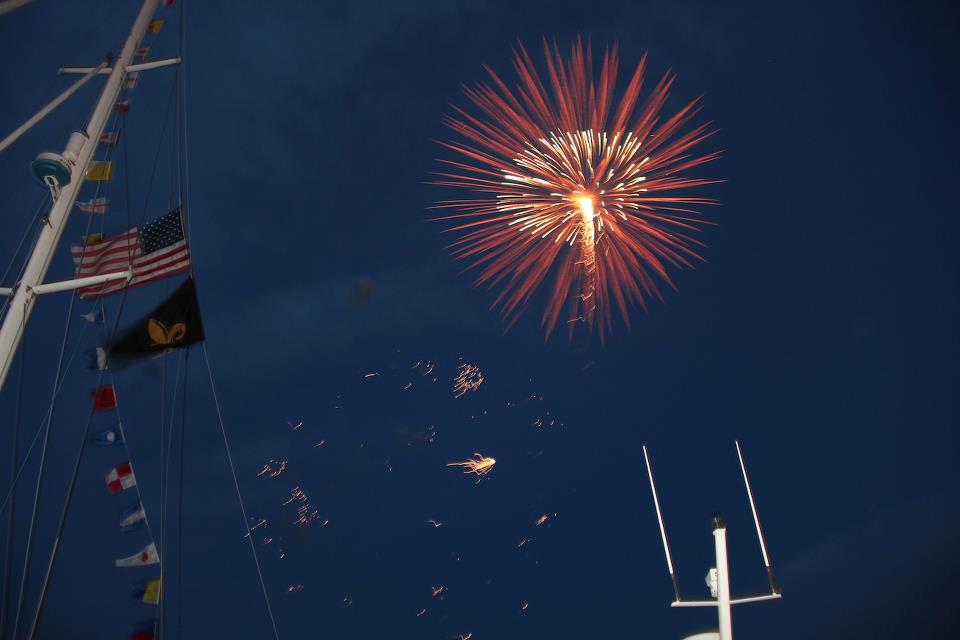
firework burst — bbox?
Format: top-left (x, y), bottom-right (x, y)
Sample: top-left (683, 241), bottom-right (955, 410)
top-left (433, 38), bottom-right (720, 341)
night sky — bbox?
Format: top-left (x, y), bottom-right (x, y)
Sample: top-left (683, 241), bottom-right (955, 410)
top-left (1, 1), bottom-right (958, 638)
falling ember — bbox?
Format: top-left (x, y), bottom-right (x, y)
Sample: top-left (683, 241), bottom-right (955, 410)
top-left (447, 453), bottom-right (496, 482)
top-left (534, 514), bottom-right (549, 527)
top-left (433, 37), bottom-right (720, 340)
top-left (453, 361), bottom-right (484, 397)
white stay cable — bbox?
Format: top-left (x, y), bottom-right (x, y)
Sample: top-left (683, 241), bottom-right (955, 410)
top-left (200, 342), bottom-right (280, 640)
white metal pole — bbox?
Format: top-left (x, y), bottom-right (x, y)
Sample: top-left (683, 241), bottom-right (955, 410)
top-left (712, 514), bottom-right (733, 640)
top-left (0, 0), bottom-right (160, 395)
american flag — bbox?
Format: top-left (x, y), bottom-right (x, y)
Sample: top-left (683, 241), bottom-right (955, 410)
top-left (71, 209), bottom-right (191, 299)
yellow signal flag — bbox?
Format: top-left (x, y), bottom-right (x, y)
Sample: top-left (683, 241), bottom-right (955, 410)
top-left (142, 578), bottom-right (161, 605)
top-left (82, 233), bottom-right (103, 245)
top-left (85, 161), bottom-right (114, 182)
top-left (148, 19), bottom-right (164, 33)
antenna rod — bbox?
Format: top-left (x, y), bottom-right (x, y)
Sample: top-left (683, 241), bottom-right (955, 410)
top-left (735, 440), bottom-right (779, 594)
top-left (0, 60), bottom-right (108, 155)
top-left (642, 445), bottom-right (681, 601)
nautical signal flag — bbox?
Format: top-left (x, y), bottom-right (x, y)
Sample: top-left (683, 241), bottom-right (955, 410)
top-left (86, 347), bottom-right (108, 372)
top-left (99, 131), bottom-right (119, 146)
top-left (76, 196), bottom-right (110, 213)
top-left (81, 308), bottom-right (105, 324)
top-left (115, 100), bottom-right (131, 113)
top-left (129, 620), bottom-right (158, 640)
top-left (132, 579), bottom-right (161, 605)
top-left (147, 19), bottom-right (164, 32)
top-left (120, 502), bottom-right (147, 533)
top-left (85, 161), bottom-right (114, 182)
top-left (106, 462), bottom-right (136, 494)
top-left (125, 71), bottom-right (140, 89)
top-left (71, 208), bottom-right (191, 299)
top-left (116, 542), bottom-right (159, 568)
top-left (91, 385), bottom-right (117, 410)
top-left (102, 277), bottom-right (204, 367)
top-left (90, 424), bottom-right (123, 446)
top-left (134, 47), bottom-right (150, 60)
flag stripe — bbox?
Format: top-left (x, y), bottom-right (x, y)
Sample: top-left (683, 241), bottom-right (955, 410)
top-left (77, 247), bottom-right (190, 297)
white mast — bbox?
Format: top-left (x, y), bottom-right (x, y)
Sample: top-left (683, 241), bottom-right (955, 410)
top-left (0, 0), bottom-right (161, 394)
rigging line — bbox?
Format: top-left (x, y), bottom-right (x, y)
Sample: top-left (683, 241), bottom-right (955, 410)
top-left (109, 371), bottom-right (158, 545)
top-left (0, 191), bottom-right (48, 287)
top-left (169, 65), bottom-right (181, 210)
top-left (10, 280), bottom-right (83, 640)
top-left (158, 349), bottom-right (167, 640)
top-left (159, 349), bottom-right (185, 640)
top-left (121, 108), bottom-right (134, 266)
top-left (179, 0), bottom-right (193, 247)
top-left (0, 321), bottom-right (89, 520)
top-left (175, 348), bottom-right (189, 640)
top-left (0, 193), bottom-right (50, 330)
top-left (138, 71), bottom-right (179, 228)
top-left (0, 338), bottom-right (25, 639)
top-left (23, 286), bottom-right (134, 640)
top-left (201, 342), bottom-right (281, 640)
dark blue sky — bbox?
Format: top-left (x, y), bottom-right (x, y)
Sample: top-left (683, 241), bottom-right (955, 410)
top-left (1, 1), bottom-right (958, 638)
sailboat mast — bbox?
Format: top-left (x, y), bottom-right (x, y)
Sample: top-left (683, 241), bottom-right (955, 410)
top-left (0, 0), bottom-right (161, 394)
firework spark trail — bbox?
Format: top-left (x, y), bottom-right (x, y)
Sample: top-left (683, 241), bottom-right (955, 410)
top-left (447, 453), bottom-right (496, 483)
top-left (433, 37), bottom-right (720, 340)
top-left (453, 361), bottom-right (484, 397)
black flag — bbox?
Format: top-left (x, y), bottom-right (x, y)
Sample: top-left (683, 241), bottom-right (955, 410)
top-left (104, 277), bottom-right (204, 366)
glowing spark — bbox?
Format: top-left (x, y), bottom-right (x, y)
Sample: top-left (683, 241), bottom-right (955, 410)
top-left (453, 361), bottom-right (484, 397)
top-left (313, 440), bottom-right (325, 448)
top-left (517, 538), bottom-right (530, 549)
top-left (416, 608), bottom-right (427, 617)
top-left (287, 584), bottom-right (303, 593)
top-left (447, 453), bottom-right (496, 483)
top-left (287, 421), bottom-right (303, 431)
top-left (534, 514), bottom-right (549, 527)
top-left (433, 38), bottom-right (720, 341)
top-left (521, 602), bottom-right (530, 612)
top-left (426, 519), bottom-right (444, 528)
top-left (363, 372), bottom-right (380, 379)
top-left (431, 585), bottom-right (446, 597)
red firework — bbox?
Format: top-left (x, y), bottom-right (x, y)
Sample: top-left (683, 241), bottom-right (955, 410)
top-left (433, 38), bottom-right (721, 341)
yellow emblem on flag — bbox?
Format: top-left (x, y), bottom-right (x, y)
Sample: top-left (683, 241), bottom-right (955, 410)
top-left (85, 161), bottom-right (114, 182)
top-left (143, 578), bottom-right (161, 604)
top-left (82, 233), bottom-right (103, 245)
top-left (148, 19), bottom-right (164, 33)
top-left (148, 319), bottom-right (186, 354)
